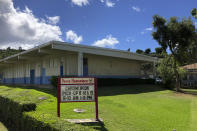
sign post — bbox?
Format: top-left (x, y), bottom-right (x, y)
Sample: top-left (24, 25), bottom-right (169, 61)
top-left (57, 77), bottom-right (99, 121)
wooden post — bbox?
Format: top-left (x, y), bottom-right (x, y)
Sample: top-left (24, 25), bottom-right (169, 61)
top-left (94, 78), bottom-right (99, 120)
top-left (57, 77), bottom-right (60, 117)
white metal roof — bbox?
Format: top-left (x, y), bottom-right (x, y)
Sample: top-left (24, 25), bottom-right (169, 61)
top-left (0, 41), bottom-right (158, 63)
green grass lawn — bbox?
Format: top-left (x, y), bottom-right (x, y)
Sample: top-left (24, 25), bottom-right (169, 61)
top-left (0, 122), bottom-right (8, 131)
top-left (0, 85), bottom-right (197, 131)
top-left (182, 88), bottom-right (197, 95)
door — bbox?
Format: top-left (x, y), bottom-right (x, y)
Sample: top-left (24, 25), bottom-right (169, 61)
top-left (0, 73), bottom-right (3, 84)
top-left (83, 58), bottom-right (88, 76)
top-left (30, 69), bottom-right (35, 84)
top-left (40, 68), bottom-right (46, 84)
top-left (12, 72), bottom-right (15, 84)
top-left (24, 69), bottom-right (26, 84)
top-left (60, 65), bottom-right (63, 77)
top-left (24, 77), bottom-right (26, 84)
top-left (12, 78), bottom-right (15, 84)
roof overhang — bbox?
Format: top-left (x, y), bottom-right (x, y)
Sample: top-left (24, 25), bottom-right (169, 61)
top-left (0, 41), bottom-right (158, 67)
top-left (52, 41), bottom-right (158, 62)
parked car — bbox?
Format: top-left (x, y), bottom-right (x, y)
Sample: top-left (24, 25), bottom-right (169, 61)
top-left (155, 77), bottom-right (162, 84)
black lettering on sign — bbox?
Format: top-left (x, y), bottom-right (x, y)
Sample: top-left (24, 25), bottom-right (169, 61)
top-left (76, 96), bottom-right (79, 100)
top-left (80, 86), bottom-right (89, 90)
top-left (83, 96), bottom-right (86, 100)
top-left (62, 85), bottom-right (94, 101)
top-left (73, 96), bottom-right (79, 100)
top-left (68, 96), bottom-right (71, 100)
top-left (63, 96), bottom-right (66, 100)
top-left (67, 86), bottom-right (79, 90)
top-left (87, 91), bottom-right (90, 95)
top-left (83, 91), bottom-right (86, 95)
top-left (80, 96), bottom-right (83, 100)
top-left (90, 91), bottom-right (94, 95)
top-left (63, 96), bottom-right (72, 101)
top-left (87, 96), bottom-right (93, 100)
top-left (73, 91), bottom-right (78, 95)
top-left (62, 91), bottom-right (71, 96)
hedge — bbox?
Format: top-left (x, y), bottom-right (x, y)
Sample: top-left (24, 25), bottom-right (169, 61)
top-left (50, 76), bottom-right (155, 88)
top-left (0, 95), bottom-right (57, 131)
top-left (0, 86), bottom-right (94, 131)
top-left (97, 78), bottom-right (155, 86)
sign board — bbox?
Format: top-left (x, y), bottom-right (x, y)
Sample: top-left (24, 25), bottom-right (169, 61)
top-left (57, 77), bottom-right (98, 120)
top-left (61, 85), bottom-right (95, 102)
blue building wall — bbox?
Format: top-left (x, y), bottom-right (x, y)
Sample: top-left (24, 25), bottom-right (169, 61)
top-left (2, 75), bottom-right (140, 85)
top-left (2, 76), bottom-right (51, 85)
top-left (1, 62), bottom-right (141, 85)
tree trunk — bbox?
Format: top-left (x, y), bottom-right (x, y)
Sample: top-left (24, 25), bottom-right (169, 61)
top-left (173, 60), bottom-right (181, 92)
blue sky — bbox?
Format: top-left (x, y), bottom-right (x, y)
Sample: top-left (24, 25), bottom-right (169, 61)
top-left (0, 0), bottom-right (196, 52)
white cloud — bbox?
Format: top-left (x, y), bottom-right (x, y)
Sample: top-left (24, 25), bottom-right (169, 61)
top-left (70, 0), bottom-right (115, 7)
top-left (71, 0), bottom-right (89, 6)
top-left (126, 37), bottom-right (135, 43)
top-left (140, 27), bottom-right (153, 35)
top-left (106, 0), bottom-right (115, 7)
top-left (132, 6), bottom-right (141, 12)
top-left (66, 30), bottom-right (83, 44)
top-left (46, 16), bottom-right (60, 24)
top-left (100, 0), bottom-right (115, 7)
top-left (145, 27), bottom-right (153, 31)
top-left (0, 0), bottom-right (62, 49)
top-left (195, 22), bottom-right (197, 27)
top-left (92, 35), bottom-right (119, 48)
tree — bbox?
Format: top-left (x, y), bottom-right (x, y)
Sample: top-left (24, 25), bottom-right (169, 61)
top-left (191, 8), bottom-right (197, 18)
top-left (144, 48), bottom-right (151, 54)
top-left (157, 54), bottom-right (185, 88)
top-left (157, 54), bottom-right (174, 88)
top-left (19, 47), bottom-right (22, 51)
top-left (6, 47), bottom-right (11, 51)
top-left (152, 15), bottom-right (196, 91)
top-left (155, 47), bottom-right (163, 55)
top-left (0, 47), bottom-right (25, 59)
top-left (136, 49), bottom-right (143, 54)
top-left (190, 8), bottom-right (197, 63)
top-left (141, 63), bottom-right (153, 78)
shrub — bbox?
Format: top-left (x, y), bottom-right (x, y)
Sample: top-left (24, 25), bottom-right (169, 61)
top-left (50, 75), bottom-right (78, 88)
top-left (0, 86), bottom-right (92, 131)
top-left (50, 76), bottom-right (58, 88)
top-left (50, 76), bottom-right (155, 87)
top-left (156, 54), bottom-right (186, 89)
top-left (97, 78), bottom-right (155, 86)
top-left (0, 96), bottom-right (60, 131)
top-left (0, 96), bottom-right (41, 131)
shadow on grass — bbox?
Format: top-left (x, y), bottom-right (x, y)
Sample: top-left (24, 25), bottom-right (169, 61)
top-left (80, 121), bottom-right (108, 131)
top-left (4, 85), bottom-right (57, 97)
top-left (2, 84), bottom-right (166, 98)
top-left (98, 84), bottom-right (166, 96)
top-left (181, 88), bottom-right (197, 96)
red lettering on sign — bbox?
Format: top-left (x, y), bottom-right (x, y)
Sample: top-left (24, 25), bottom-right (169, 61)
top-left (62, 79), bottom-right (70, 84)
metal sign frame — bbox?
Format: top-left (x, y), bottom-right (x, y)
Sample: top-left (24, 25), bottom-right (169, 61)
top-left (57, 77), bottom-right (98, 120)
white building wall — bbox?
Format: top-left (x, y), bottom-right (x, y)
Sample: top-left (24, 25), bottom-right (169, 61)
top-left (1, 50), bottom-right (155, 85)
top-left (85, 54), bottom-right (142, 77)
top-left (45, 55), bottom-right (60, 76)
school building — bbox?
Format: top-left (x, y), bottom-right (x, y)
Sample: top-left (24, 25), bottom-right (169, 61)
top-left (0, 41), bottom-right (158, 85)
top-left (181, 63), bottom-right (197, 88)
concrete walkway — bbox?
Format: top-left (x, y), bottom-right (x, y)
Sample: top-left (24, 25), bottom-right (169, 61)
top-left (0, 122), bottom-right (7, 131)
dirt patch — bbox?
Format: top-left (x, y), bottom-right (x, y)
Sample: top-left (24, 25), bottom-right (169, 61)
top-left (174, 92), bottom-right (197, 98)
